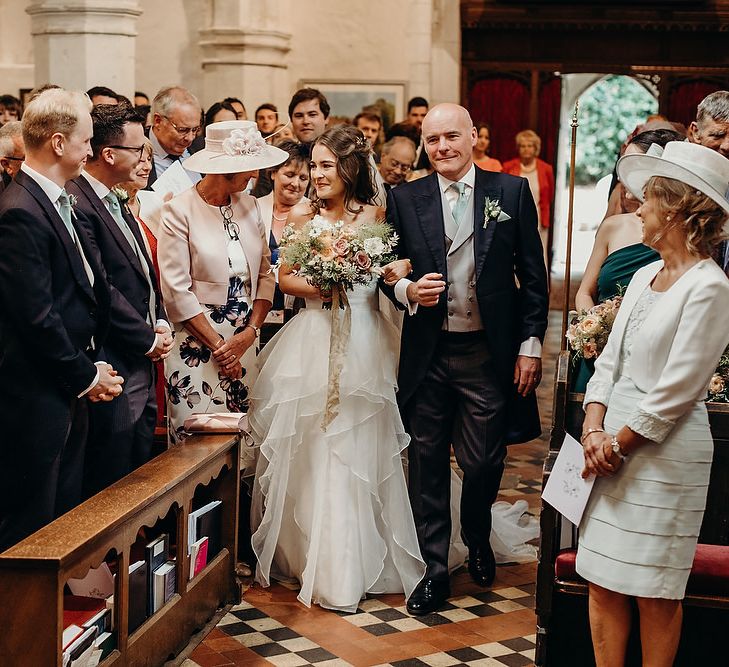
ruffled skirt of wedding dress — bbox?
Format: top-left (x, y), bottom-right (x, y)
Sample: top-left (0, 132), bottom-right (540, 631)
top-left (249, 290), bottom-right (426, 612)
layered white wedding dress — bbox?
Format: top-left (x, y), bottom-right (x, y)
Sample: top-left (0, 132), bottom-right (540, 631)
top-left (249, 280), bottom-right (538, 613)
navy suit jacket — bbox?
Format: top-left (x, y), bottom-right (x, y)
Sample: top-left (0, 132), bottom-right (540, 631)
top-left (68, 176), bottom-right (162, 369)
top-left (384, 166), bottom-right (549, 442)
top-left (0, 170), bottom-right (109, 400)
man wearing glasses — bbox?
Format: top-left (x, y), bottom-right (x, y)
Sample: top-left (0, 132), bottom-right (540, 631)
top-left (0, 121), bottom-right (25, 199)
top-left (146, 85), bottom-right (202, 188)
top-left (378, 137), bottom-right (416, 189)
top-left (67, 102), bottom-right (173, 497)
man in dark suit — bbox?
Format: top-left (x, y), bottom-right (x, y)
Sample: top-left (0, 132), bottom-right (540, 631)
top-left (0, 89), bottom-right (125, 551)
top-left (67, 103), bottom-right (172, 497)
top-left (384, 104), bottom-right (549, 615)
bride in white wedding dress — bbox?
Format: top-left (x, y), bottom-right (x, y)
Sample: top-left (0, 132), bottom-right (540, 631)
top-left (250, 125), bottom-right (426, 612)
top-left (249, 125), bottom-right (538, 614)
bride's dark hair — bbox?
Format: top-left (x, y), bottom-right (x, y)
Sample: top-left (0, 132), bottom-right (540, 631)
top-left (312, 124), bottom-right (377, 214)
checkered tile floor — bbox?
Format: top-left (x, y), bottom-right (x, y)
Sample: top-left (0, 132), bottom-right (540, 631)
top-left (383, 635), bottom-right (536, 667)
top-left (341, 586), bottom-right (536, 636)
top-left (217, 601), bottom-right (346, 665)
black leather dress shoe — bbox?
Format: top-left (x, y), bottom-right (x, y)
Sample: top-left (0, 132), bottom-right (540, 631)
top-left (468, 545), bottom-right (496, 587)
top-left (406, 578), bottom-right (451, 616)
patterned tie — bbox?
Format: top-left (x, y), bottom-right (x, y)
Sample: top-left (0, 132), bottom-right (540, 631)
top-left (104, 191), bottom-right (156, 323)
top-left (58, 190), bottom-right (95, 287)
top-left (449, 181), bottom-right (468, 226)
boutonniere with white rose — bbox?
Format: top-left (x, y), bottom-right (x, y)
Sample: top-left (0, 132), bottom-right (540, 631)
top-left (483, 197), bottom-right (511, 229)
top-left (111, 185), bottom-right (130, 203)
top-left (68, 193), bottom-right (78, 208)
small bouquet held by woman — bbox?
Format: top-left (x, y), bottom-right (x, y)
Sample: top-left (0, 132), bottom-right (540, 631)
top-left (276, 214), bottom-right (399, 309)
top-left (566, 295), bottom-right (623, 360)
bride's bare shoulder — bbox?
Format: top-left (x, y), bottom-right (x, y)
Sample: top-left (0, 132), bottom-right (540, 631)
top-left (287, 201), bottom-right (318, 228)
top-left (359, 204), bottom-right (387, 224)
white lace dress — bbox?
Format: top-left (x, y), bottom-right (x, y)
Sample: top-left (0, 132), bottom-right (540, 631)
top-left (577, 286), bottom-right (714, 599)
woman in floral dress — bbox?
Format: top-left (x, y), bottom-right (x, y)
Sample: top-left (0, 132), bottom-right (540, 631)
top-left (157, 120), bottom-right (287, 443)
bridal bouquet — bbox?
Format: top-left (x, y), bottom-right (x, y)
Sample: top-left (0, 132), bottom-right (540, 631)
top-left (566, 296), bottom-right (623, 360)
top-left (707, 344), bottom-right (729, 403)
top-left (277, 214), bottom-right (399, 430)
top-left (276, 215), bottom-right (398, 305)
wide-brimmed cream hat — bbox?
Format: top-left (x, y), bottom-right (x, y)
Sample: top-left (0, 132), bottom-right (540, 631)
top-left (183, 120), bottom-right (288, 174)
top-left (617, 141), bottom-right (729, 219)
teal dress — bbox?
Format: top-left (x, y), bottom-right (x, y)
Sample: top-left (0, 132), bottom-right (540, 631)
top-left (572, 243), bottom-right (660, 392)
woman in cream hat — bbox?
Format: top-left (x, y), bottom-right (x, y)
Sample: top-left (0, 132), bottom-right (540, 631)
top-left (578, 141), bottom-right (729, 666)
top-left (157, 121), bottom-right (287, 444)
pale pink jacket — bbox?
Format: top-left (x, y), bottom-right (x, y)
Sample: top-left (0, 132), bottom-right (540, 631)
top-left (157, 186), bottom-right (275, 323)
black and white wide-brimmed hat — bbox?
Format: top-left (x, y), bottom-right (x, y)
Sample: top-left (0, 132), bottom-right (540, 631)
top-left (617, 141), bottom-right (729, 221)
top-left (183, 120), bottom-right (287, 174)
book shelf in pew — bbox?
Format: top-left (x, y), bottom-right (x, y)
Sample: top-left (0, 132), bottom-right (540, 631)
top-left (0, 434), bottom-right (240, 667)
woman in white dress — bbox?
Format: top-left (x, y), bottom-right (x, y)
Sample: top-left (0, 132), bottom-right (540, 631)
top-left (578, 141), bottom-right (729, 666)
top-left (250, 125), bottom-right (425, 612)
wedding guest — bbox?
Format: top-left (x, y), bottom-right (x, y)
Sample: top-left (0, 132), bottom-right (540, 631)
top-left (354, 111), bottom-right (382, 153)
top-left (223, 96), bottom-right (247, 120)
top-left (115, 141), bottom-right (168, 428)
top-left (689, 90), bottom-right (729, 158)
top-left (272, 123), bottom-right (295, 143)
top-left (250, 124), bottom-right (425, 612)
top-left (0, 94), bottom-right (22, 125)
top-left (472, 123), bottom-right (502, 172)
top-left (573, 128), bottom-right (685, 393)
top-left (579, 141), bottom-right (729, 667)
top-left (407, 96), bottom-right (430, 172)
top-left (157, 121), bottom-right (283, 444)
top-left (0, 121), bottom-right (24, 198)
top-left (134, 91), bottom-right (150, 107)
top-left (255, 140), bottom-right (310, 343)
top-left (87, 86), bottom-right (118, 106)
top-left (378, 136), bottom-right (416, 189)
top-left (289, 88), bottom-right (329, 153)
top-left (255, 103), bottom-right (279, 138)
top-left (66, 102), bottom-right (172, 496)
top-left (0, 88), bottom-right (123, 550)
top-left (502, 130), bottom-right (554, 266)
top-left (205, 100), bottom-right (238, 127)
top-left (146, 85), bottom-right (202, 188)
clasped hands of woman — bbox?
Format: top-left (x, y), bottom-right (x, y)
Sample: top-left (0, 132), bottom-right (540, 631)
top-left (580, 429), bottom-right (624, 478)
top-left (213, 325), bottom-right (258, 379)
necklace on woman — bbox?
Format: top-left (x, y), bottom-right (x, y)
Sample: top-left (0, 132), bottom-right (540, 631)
top-left (196, 182), bottom-right (239, 241)
top-left (272, 209), bottom-right (289, 222)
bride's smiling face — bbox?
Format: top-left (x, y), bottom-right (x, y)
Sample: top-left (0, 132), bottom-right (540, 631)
top-left (311, 144), bottom-right (345, 201)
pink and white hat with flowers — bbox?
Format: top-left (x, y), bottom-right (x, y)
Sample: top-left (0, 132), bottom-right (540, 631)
top-left (183, 120), bottom-right (287, 174)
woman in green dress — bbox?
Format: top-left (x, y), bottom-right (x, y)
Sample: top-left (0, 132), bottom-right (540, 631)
top-left (573, 128), bottom-right (684, 392)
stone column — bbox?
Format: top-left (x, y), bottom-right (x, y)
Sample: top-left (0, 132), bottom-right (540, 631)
top-left (407, 0), bottom-right (434, 104)
top-left (199, 0), bottom-right (292, 114)
top-left (430, 0), bottom-right (461, 105)
top-left (26, 0), bottom-right (141, 98)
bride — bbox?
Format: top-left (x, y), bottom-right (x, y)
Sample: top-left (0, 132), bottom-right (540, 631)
top-left (249, 125), bottom-right (425, 612)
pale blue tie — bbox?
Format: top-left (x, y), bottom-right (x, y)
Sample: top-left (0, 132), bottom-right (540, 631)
top-left (104, 191), bottom-right (156, 324)
top-left (58, 190), bottom-right (95, 287)
top-left (449, 181), bottom-right (468, 225)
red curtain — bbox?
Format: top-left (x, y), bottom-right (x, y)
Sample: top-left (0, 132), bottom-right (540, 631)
top-left (538, 76), bottom-right (561, 168)
top-left (667, 80), bottom-right (722, 129)
top-left (468, 77), bottom-right (530, 164)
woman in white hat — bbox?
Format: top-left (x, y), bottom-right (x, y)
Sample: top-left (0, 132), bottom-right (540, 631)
top-left (157, 121), bottom-right (287, 443)
top-left (578, 141), bottom-right (729, 666)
